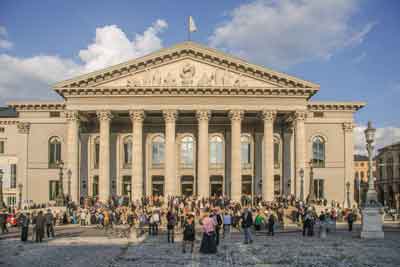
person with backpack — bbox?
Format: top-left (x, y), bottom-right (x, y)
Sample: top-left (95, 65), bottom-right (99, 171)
top-left (268, 213), bottom-right (276, 236)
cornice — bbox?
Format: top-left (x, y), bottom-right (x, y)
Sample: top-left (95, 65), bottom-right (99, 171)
top-left (53, 41), bottom-right (320, 91)
top-left (308, 101), bottom-right (365, 112)
top-left (7, 101), bottom-right (66, 111)
top-left (0, 120), bottom-right (18, 125)
top-left (54, 86), bottom-right (318, 98)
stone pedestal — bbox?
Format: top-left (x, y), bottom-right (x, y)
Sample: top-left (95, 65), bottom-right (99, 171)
top-left (361, 206), bottom-right (384, 239)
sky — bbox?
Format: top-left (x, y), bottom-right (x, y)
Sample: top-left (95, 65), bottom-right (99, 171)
top-left (0, 0), bottom-right (399, 154)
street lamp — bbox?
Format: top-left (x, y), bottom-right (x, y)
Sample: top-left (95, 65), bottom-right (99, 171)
top-left (299, 168), bottom-right (304, 202)
top-left (56, 160), bottom-right (65, 206)
top-left (361, 121), bottom-right (384, 239)
top-left (0, 169), bottom-right (5, 209)
top-left (346, 181), bottom-right (351, 209)
top-left (67, 169), bottom-right (72, 201)
top-left (18, 183), bottom-right (23, 209)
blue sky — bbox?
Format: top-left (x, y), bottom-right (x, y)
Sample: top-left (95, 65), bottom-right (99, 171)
top-left (0, 0), bottom-right (399, 152)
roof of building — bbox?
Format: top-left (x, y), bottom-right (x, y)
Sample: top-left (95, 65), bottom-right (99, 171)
top-left (0, 107), bottom-right (18, 118)
top-left (354, 154), bottom-right (369, 161)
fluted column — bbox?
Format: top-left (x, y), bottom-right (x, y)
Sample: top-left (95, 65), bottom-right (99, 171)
top-left (262, 110), bottom-right (276, 201)
top-left (196, 110), bottom-right (211, 198)
top-left (295, 111), bottom-right (306, 200)
top-left (163, 110), bottom-right (177, 197)
top-left (97, 110), bottom-right (113, 202)
top-left (65, 111), bottom-right (80, 203)
top-left (229, 110), bottom-right (243, 202)
top-left (130, 110), bottom-right (145, 201)
top-left (343, 122), bottom-right (355, 208)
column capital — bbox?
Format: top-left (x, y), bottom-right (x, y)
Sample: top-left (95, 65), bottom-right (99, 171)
top-left (65, 110), bottom-right (80, 122)
top-left (162, 109), bottom-right (177, 123)
top-left (17, 122), bottom-right (31, 134)
top-left (196, 110), bottom-right (211, 121)
top-left (229, 110), bottom-right (244, 121)
top-left (343, 122), bottom-right (355, 133)
top-left (294, 111), bottom-right (307, 121)
top-left (129, 110), bottom-right (145, 122)
top-left (96, 110), bottom-right (113, 121)
top-left (261, 110), bottom-right (277, 122)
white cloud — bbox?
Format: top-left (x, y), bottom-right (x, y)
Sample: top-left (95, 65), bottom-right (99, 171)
top-left (79, 19), bottom-right (167, 73)
top-left (354, 125), bottom-right (400, 156)
top-left (0, 25), bottom-right (13, 49)
top-left (0, 20), bottom-right (167, 103)
top-left (209, 0), bottom-right (376, 68)
top-left (352, 51), bottom-right (366, 64)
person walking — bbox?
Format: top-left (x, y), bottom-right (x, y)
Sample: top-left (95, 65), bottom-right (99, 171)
top-left (166, 209), bottom-right (176, 243)
top-left (241, 207), bottom-right (253, 244)
top-left (0, 209), bottom-right (9, 234)
top-left (45, 209), bottom-right (55, 238)
top-left (19, 212), bottom-right (30, 242)
top-left (347, 210), bottom-right (354, 232)
top-left (222, 211), bottom-right (232, 238)
top-left (212, 208), bottom-right (223, 246)
top-left (199, 213), bottom-right (217, 254)
top-left (182, 214), bottom-right (195, 253)
top-left (254, 210), bottom-right (264, 231)
top-left (267, 213), bottom-right (275, 236)
top-left (80, 209), bottom-right (87, 226)
top-left (31, 211), bottom-right (37, 241)
top-left (35, 211), bottom-right (46, 243)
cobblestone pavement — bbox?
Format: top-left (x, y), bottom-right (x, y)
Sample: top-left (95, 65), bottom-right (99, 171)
top-left (1, 227), bottom-right (400, 267)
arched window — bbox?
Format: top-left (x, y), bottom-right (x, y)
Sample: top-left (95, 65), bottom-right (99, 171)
top-left (241, 135), bottom-right (251, 166)
top-left (94, 137), bottom-right (100, 169)
top-left (274, 136), bottom-right (281, 168)
top-left (152, 135), bottom-right (165, 167)
top-left (312, 136), bottom-right (325, 168)
top-left (180, 136), bottom-right (194, 168)
top-left (49, 136), bottom-right (61, 168)
top-left (209, 135), bottom-right (223, 165)
top-left (123, 136), bottom-right (132, 168)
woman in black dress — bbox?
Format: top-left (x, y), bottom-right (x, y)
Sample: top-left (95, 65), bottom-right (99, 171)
top-left (182, 214), bottom-right (195, 253)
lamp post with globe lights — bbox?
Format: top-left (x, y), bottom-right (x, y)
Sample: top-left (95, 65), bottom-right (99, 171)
top-left (360, 121), bottom-right (384, 239)
top-left (56, 160), bottom-right (65, 206)
top-left (18, 183), bottom-right (23, 209)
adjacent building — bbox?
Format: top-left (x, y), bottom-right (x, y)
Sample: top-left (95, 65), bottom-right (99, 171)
top-left (0, 41), bottom-right (364, 207)
top-left (354, 154), bottom-right (376, 206)
top-left (374, 142), bottom-right (400, 209)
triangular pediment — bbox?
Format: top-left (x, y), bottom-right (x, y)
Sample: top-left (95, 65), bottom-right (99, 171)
top-left (53, 41), bottom-right (319, 90)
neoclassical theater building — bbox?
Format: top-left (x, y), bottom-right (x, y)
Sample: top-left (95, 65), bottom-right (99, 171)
top-left (0, 42), bottom-right (365, 207)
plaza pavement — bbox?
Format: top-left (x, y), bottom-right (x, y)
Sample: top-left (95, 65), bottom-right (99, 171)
top-left (0, 224), bottom-right (400, 267)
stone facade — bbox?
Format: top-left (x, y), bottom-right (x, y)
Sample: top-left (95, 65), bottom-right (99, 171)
top-left (0, 41), bottom-right (364, 207)
top-left (374, 142), bottom-right (400, 210)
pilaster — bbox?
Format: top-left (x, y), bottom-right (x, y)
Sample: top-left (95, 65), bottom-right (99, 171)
top-left (130, 110), bottom-right (145, 200)
top-left (262, 110), bottom-right (276, 201)
top-left (196, 110), bottom-right (211, 198)
top-left (229, 110), bottom-right (243, 202)
top-left (97, 110), bottom-right (113, 202)
top-left (163, 110), bottom-right (177, 197)
top-left (65, 111), bottom-right (80, 203)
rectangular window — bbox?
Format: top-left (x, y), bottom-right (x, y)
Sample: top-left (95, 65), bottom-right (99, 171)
top-left (0, 127), bottom-right (4, 133)
top-left (10, 164), bottom-right (16, 188)
top-left (274, 142), bottom-right (280, 168)
top-left (49, 180), bottom-right (60, 201)
top-left (93, 176), bottom-right (99, 197)
top-left (49, 111), bottom-right (60, 118)
top-left (123, 143), bottom-right (132, 167)
top-left (241, 143), bottom-right (251, 165)
top-left (94, 143), bottom-right (100, 169)
top-left (314, 179), bottom-right (324, 199)
top-left (122, 176), bottom-right (132, 196)
top-left (0, 141), bottom-right (4, 154)
top-left (6, 196), bottom-right (16, 206)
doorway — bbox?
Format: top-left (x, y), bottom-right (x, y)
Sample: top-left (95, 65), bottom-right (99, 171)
top-left (210, 175), bottom-right (223, 197)
top-left (181, 176), bottom-right (194, 197)
top-left (152, 176), bottom-right (164, 196)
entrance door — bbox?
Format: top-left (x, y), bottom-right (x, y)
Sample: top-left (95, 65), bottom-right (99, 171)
top-left (181, 176), bottom-right (194, 197)
top-left (210, 175), bottom-right (223, 197)
top-left (152, 176), bottom-right (164, 196)
top-left (242, 175), bottom-right (252, 195)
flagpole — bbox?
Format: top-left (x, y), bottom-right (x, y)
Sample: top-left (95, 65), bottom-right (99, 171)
top-left (188, 16), bottom-right (191, 41)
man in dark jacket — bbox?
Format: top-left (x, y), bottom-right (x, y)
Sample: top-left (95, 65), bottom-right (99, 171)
top-left (35, 211), bottom-right (46, 242)
top-left (347, 211), bottom-right (354, 232)
top-left (45, 209), bottom-right (55, 238)
top-left (166, 210), bottom-right (176, 243)
top-left (0, 210), bottom-right (9, 234)
top-left (19, 212), bottom-right (30, 241)
top-left (268, 213), bottom-right (275, 236)
top-left (241, 207), bottom-right (253, 244)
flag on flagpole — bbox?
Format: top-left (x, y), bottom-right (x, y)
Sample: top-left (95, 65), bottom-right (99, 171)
top-left (189, 16), bottom-right (197, 33)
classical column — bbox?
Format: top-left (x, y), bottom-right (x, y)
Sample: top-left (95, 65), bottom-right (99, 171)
top-left (229, 110), bottom-right (243, 202)
top-left (283, 126), bottom-right (293, 197)
top-left (163, 110), bottom-right (177, 197)
top-left (343, 122), bottom-right (354, 208)
top-left (262, 110), bottom-right (276, 201)
top-left (196, 110), bottom-right (211, 199)
top-left (294, 111), bottom-right (307, 200)
top-left (65, 111), bottom-right (80, 203)
top-left (17, 122), bottom-right (30, 207)
top-left (97, 110), bottom-right (113, 202)
top-left (129, 110), bottom-right (145, 201)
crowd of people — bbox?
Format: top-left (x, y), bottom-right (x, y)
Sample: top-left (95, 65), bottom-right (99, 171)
top-left (0, 194), bottom-right (362, 254)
